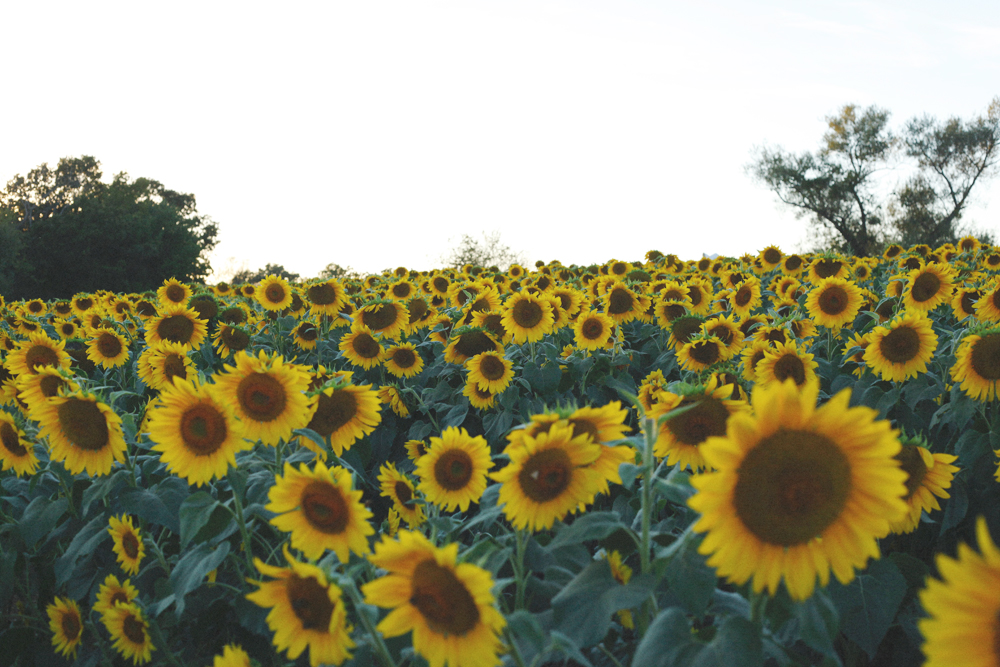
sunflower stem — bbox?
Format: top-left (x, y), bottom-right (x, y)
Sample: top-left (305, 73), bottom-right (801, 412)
top-left (639, 415), bottom-right (656, 577)
top-left (228, 474), bottom-right (257, 575)
top-left (344, 580), bottom-right (399, 667)
top-left (148, 615), bottom-right (185, 667)
top-left (513, 529), bottom-right (529, 610)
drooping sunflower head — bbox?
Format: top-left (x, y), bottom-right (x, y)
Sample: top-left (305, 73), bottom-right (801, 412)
top-left (416, 427), bottom-right (493, 512)
top-left (108, 514), bottom-right (145, 575)
top-left (47, 596), bottom-right (84, 660)
top-left (889, 439), bottom-right (959, 534)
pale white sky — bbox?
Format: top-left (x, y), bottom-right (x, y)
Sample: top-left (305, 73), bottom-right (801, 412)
top-left (2, 0), bottom-right (998, 279)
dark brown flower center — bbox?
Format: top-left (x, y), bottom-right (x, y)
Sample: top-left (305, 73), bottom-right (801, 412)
top-left (667, 398), bottom-right (729, 445)
top-left (910, 272), bottom-right (941, 303)
top-left (813, 259), bottom-right (842, 278)
top-left (307, 389), bottom-right (357, 437)
top-left (734, 285), bottom-right (753, 307)
top-left (608, 288), bottom-right (634, 315)
top-left (434, 449), bottom-right (474, 491)
top-left (58, 399), bottom-right (109, 451)
top-left (308, 283), bottom-right (340, 306)
top-left (688, 340), bottom-right (720, 366)
top-left (392, 348), bottom-right (417, 368)
top-left (512, 299), bottom-right (544, 329)
top-left (763, 248), bottom-right (782, 264)
top-left (879, 326), bottom-right (921, 364)
top-left (61, 609), bottom-right (81, 640)
top-left (237, 373), bottom-right (287, 422)
top-left (96, 332), bottom-right (123, 359)
top-left (286, 575), bottom-right (335, 631)
top-left (297, 323), bottom-right (319, 342)
top-left (180, 403), bottom-right (228, 455)
top-left (894, 445), bottom-right (928, 500)
top-left (26, 344), bottom-right (60, 372)
top-left (351, 332), bottom-right (382, 359)
top-left (301, 480), bottom-right (349, 533)
top-left (970, 333), bottom-right (1000, 381)
top-left (0, 422), bottom-right (28, 457)
top-left (122, 530), bottom-right (140, 559)
top-left (453, 331), bottom-right (497, 359)
top-left (518, 447), bottom-right (572, 502)
top-left (361, 304), bottom-right (400, 332)
top-left (818, 286), bottom-right (849, 315)
top-left (581, 317), bottom-right (606, 340)
top-left (478, 354), bottom-right (507, 381)
top-left (734, 429), bottom-right (851, 546)
top-left (157, 315), bottom-right (195, 345)
top-left (165, 284), bottom-right (187, 303)
top-left (265, 283), bottom-right (287, 304)
top-left (220, 327), bottom-right (251, 352)
top-left (773, 353), bottom-right (807, 385)
top-left (410, 559), bottom-right (480, 636)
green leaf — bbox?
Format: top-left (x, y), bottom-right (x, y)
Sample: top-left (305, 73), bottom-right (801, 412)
top-left (827, 558), bottom-right (907, 658)
top-left (179, 492), bottom-right (233, 548)
top-left (939, 475), bottom-right (968, 535)
top-left (55, 513), bottom-right (111, 585)
top-left (442, 401), bottom-right (469, 428)
top-left (659, 529), bottom-right (716, 615)
top-left (549, 629), bottom-right (595, 667)
top-left (548, 512), bottom-right (628, 549)
top-left (794, 588), bottom-right (839, 656)
top-left (506, 610), bottom-right (546, 656)
top-left (18, 496), bottom-right (69, 548)
top-left (617, 462), bottom-right (641, 491)
top-left (954, 429), bottom-right (989, 469)
top-left (631, 608), bottom-right (701, 667)
top-left (170, 541), bottom-right (231, 616)
top-left (550, 560), bottom-right (656, 647)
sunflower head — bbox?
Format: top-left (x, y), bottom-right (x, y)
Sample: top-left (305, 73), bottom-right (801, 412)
top-left (47, 597), bottom-right (84, 659)
top-left (416, 427), bottom-right (493, 512)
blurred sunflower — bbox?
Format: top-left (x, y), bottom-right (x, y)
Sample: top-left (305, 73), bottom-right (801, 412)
top-left (137, 341), bottom-right (195, 390)
top-left (465, 351), bottom-right (513, 393)
top-left (267, 459), bottom-right (374, 562)
top-left (416, 427), bottom-right (493, 512)
top-left (951, 328), bottom-right (1000, 401)
top-left (145, 303), bottom-right (208, 350)
top-left (919, 517), bottom-right (1000, 667)
top-left (338, 325), bottom-right (385, 370)
top-left (246, 545), bottom-right (354, 667)
top-left (975, 281), bottom-right (1000, 323)
top-left (47, 596), bottom-right (84, 660)
top-left (492, 421), bottom-right (603, 531)
top-left (688, 380), bottom-right (907, 601)
top-left (650, 379), bottom-right (749, 471)
top-left (740, 339), bottom-right (773, 383)
top-left (108, 514), bottom-right (145, 575)
top-left (211, 645), bottom-right (252, 667)
top-left (147, 378), bottom-right (249, 486)
top-left (889, 442), bottom-right (959, 534)
top-left (864, 311), bottom-right (938, 382)
top-left (6, 331), bottom-right (72, 377)
top-left (53, 319), bottom-right (80, 340)
top-left (951, 286), bottom-right (982, 321)
top-left (85, 327), bottom-right (131, 369)
top-left (93, 573), bottom-right (139, 619)
top-left (804, 277), bottom-right (864, 330)
top-left (463, 377), bottom-right (498, 409)
top-left (755, 340), bottom-right (819, 389)
top-left (604, 550), bottom-right (635, 629)
top-left (292, 320), bottom-right (320, 350)
top-left (378, 462), bottom-right (425, 527)
top-left (780, 253), bottom-right (806, 276)
top-left (362, 530), bottom-right (505, 667)
top-left (405, 439), bottom-right (428, 462)
top-left (304, 381), bottom-right (381, 457)
top-left (214, 350), bottom-right (313, 446)
top-left (501, 292), bottom-right (555, 344)
top-left (807, 256), bottom-right (849, 283)
top-left (759, 245), bottom-right (783, 270)
top-left (378, 385), bottom-right (410, 418)
top-left (37, 389), bottom-right (126, 476)
top-left (0, 411), bottom-right (39, 477)
top-left (104, 602), bottom-right (154, 665)
top-left (384, 342), bottom-right (424, 378)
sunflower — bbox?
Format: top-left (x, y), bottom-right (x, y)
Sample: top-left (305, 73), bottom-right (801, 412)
top-left (951, 286), bottom-right (982, 321)
top-left (305, 279), bottom-right (348, 316)
top-left (501, 292), bottom-right (555, 344)
top-left (53, 318), bottom-right (80, 340)
top-left (740, 339), bottom-right (774, 383)
top-left (212, 323), bottom-right (253, 359)
top-left (465, 350), bottom-right (514, 394)
top-left (902, 263), bottom-right (955, 312)
top-left (384, 343), bottom-right (424, 378)
top-left (47, 596), bottom-right (84, 659)
top-left (975, 281), bottom-right (1000, 323)
top-left (93, 573), bottom-right (139, 618)
top-left (602, 282), bottom-right (648, 325)
top-left (362, 530), bottom-right (505, 667)
top-left (145, 303), bottom-right (209, 350)
top-left (109, 514), bottom-right (145, 575)
top-left (211, 644), bottom-right (252, 667)
top-left (104, 602), bottom-right (155, 665)
top-left (889, 442), bottom-right (959, 534)
top-left (950, 328), bottom-right (1000, 401)
top-left (573, 310), bottom-right (615, 351)
top-left (338, 325), bottom-right (385, 370)
top-left (214, 350), bottom-right (314, 446)
top-left (137, 341), bottom-right (195, 391)
top-left (254, 274), bottom-right (294, 311)
top-left (676, 335), bottom-right (729, 372)
top-left (379, 462), bottom-right (425, 527)
top-left (303, 381), bottom-right (382, 457)
top-left (650, 380), bottom-right (749, 471)
top-left (919, 516), bottom-right (1000, 667)
top-left (688, 380), bottom-right (908, 601)
top-left (605, 550), bottom-right (635, 629)
top-left (491, 421), bottom-right (603, 531)
top-left (0, 411), bottom-right (38, 476)
top-left (702, 313), bottom-right (745, 357)
top-left (684, 277), bottom-right (714, 316)
top-left (146, 378), bottom-right (249, 486)
top-left (267, 459), bottom-right (374, 562)
top-left (357, 300), bottom-right (408, 340)
top-left (755, 340), bottom-right (819, 389)
top-left (85, 327), bottom-right (131, 369)
top-left (807, 256), bottom-right (848, 283)
top-left (246, 545), bottom-right (355, 667)
top-left (728, 279), bottom-right (762, 318)
top-left (444, 328), bottom-right (503, 365)
top-left (37, 389), bottom-right (127, 476)
top-left (416, 427), bottom-right (493, 512)
top-left (157, 278), bottom-right (192, 307)
top-left (864, 311), bottom-right (938, 382)
top-left (378, 385), bottom-right (410, 418)
top-left (6, 331), bottom-right (72, 377)
top-left (292, 320), bottom-right (321, 350)
top-left (804, 277), bottom-right (864, 330)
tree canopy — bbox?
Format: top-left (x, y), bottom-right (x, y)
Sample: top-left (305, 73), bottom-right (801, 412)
top-left (440, 231), bottom-right (526, 270)
top-left (748, 99), bottom-right (1000, 256)
top-left (0, 157), bottom-right (218, 299)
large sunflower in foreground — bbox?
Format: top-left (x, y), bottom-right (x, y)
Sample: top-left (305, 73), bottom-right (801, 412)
top-left (47, 596), bottom-right (84, 660)
top-left (863, 311), bottom-right (938, 382)
top-left (246, 545), bottom-right (355, 667)
top-left (267, 459), bottom-right (374, 562)
top-left (688, 380), bottom-right (908, 601)
top-left (889, 442), bottom-right (959, 534)
top-left (416, 427), bottom-right (493, 512)
top-left (0, 411), bottom-right (39, 477)
top-left (146, 378), bottom-right (250, 486)
top-left (104, 602), bottom-right (155, 665)
top-left (109, 514), bottom-right (146, 575)
top-left (214, 350), bottom-right (314, 446)
top-left (37, 389), bottom-right (127, 476)
top-left (919, 516), bottom-right (1000, 667)
top-left (951, 328), bottom-right (1000, 401)
top-left (492, 421), bottom-right (603, 531)
top-left (303, 381), bottom-right (382, 457)
top-left (362, 530), bottom-right (506, 667)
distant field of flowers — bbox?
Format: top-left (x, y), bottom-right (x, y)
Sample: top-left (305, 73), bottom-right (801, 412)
top-left (3, 240), bottom-right (1000, 667)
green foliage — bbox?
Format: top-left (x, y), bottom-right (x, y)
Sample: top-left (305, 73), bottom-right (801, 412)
top-left (1, 156), bottom-right (218, 299)
top-left (230, 263), bottom-right (300, 284)
top-left (441, 230), bottom-right (526, 270)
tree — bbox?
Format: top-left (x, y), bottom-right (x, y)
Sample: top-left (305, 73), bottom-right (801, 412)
top-left (318, 263), bottom-right (361, 281)
top-left (748, 99), bottom-right (1000, 256)
top-left (1, 157), bottom-right (218, 299)
top-left (440, 231), bottom-right (526, 270)
top-left (230, 263), bottom-right (300, 284)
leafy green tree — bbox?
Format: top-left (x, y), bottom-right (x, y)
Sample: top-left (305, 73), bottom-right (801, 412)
top-left (318, 263), bottom-right (361, 281)
top-left (441, 230), bottom-right (526, 269)
top-left (748, 99), bottom-right (1000, 256)
top-left (1, 157), bottom-right (218, 299)
top-left (230, 263), bottom-right (300, 284)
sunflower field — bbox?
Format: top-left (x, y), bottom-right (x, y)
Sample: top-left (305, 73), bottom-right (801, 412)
top-left (3, 241), bottom-right (1000, 667)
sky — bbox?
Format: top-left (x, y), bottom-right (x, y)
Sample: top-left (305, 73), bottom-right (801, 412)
top-left (2, 0), bottom-right (999, 280)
